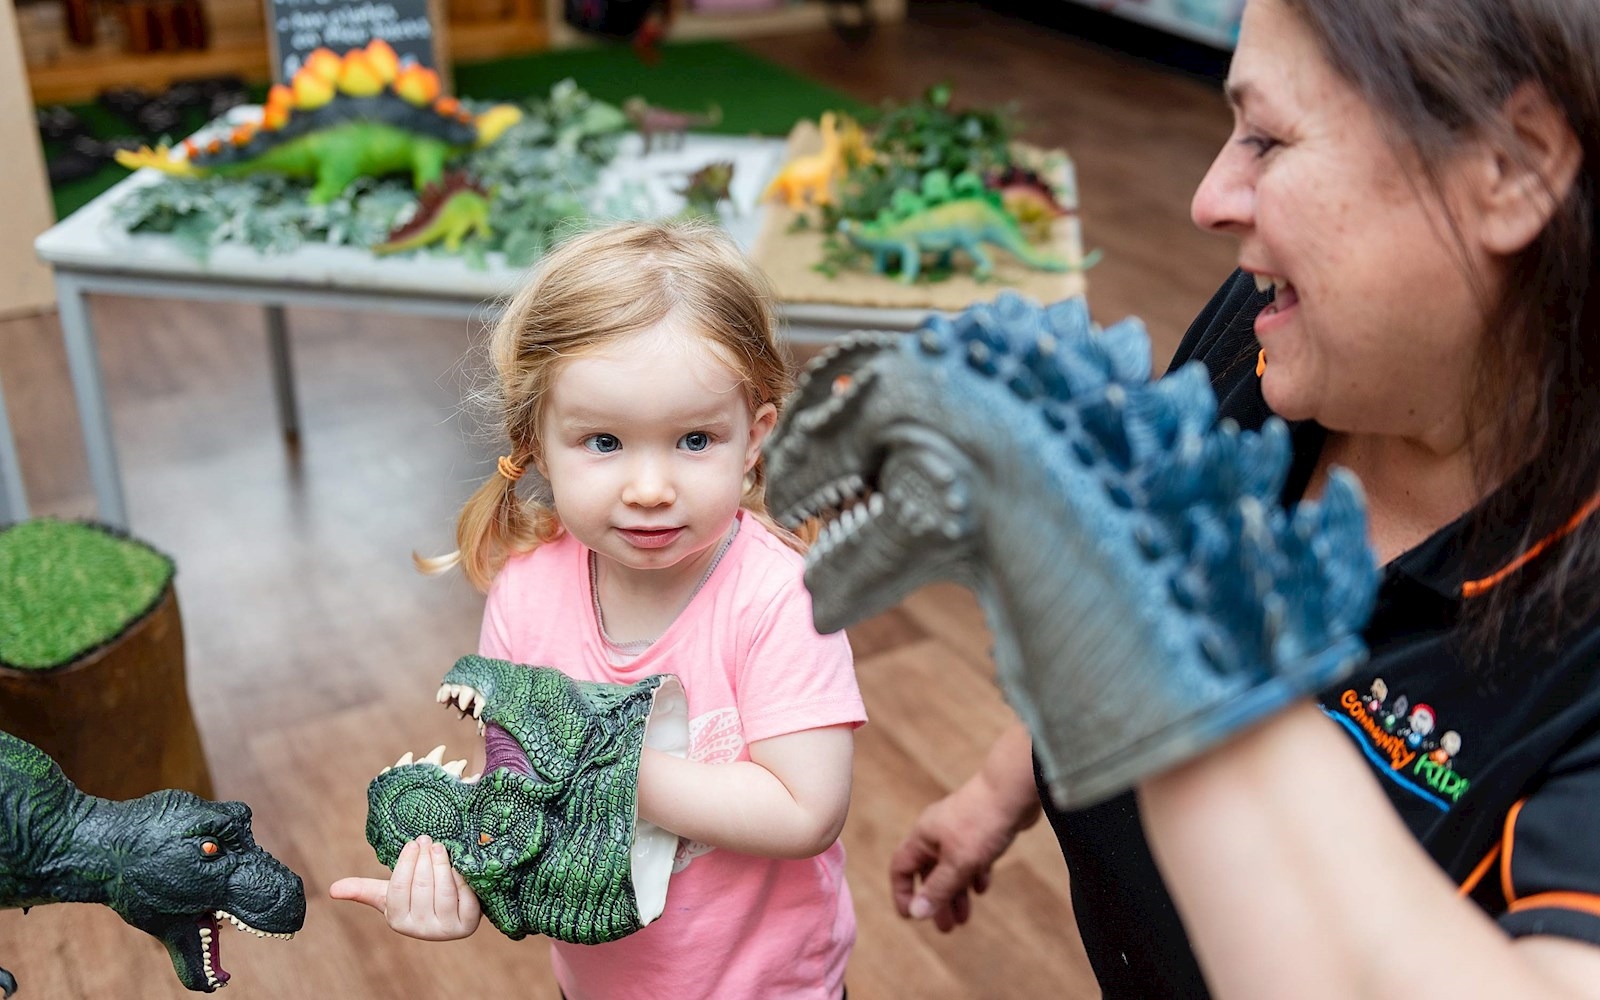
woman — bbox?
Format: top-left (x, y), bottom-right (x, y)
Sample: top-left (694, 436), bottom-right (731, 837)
top-left (889, 0), bottom-right (1600, 995)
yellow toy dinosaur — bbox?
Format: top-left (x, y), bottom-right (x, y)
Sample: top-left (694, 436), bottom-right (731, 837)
top-left (763, 112), bottom-right (846, 211)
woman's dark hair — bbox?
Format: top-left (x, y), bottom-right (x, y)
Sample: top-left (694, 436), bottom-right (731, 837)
top-left (1284, 0), bottom-right (1600, 656)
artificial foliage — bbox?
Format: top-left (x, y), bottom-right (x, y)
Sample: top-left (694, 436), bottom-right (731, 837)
top-left (0, 519), bottom-right (175, 671)
top-left (111, 80), bottom-right (634, 268)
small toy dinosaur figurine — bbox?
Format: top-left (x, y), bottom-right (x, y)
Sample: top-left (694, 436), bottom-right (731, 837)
top-left (372, 173), bottom-right (492, 255)
top-left (622, 96), bottom-right (722, 153)
top-left (987, 165), bottom-right (1073, 241)
top-left (364, 655), bottom-right (686, 945)
top-left (763, 293), bottom-right (1378, 808)
top-left (837, 196), bottom-right (1073, 282)
top-left (763, 111), bottom-right (845, 211)
top-left (674, 159), bottom-right (735, 218)
top-left (115, 40), bottom-right (522, 205)
top-left (0, 729), bottom-right (305, 995)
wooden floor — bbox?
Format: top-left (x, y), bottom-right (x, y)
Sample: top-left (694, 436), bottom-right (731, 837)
top-left (0, 4), bottom-right (1234, 997)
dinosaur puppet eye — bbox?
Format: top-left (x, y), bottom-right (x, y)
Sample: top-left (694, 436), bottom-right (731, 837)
top-left (479, 832), bottom-right (495, 846)
top-left (831, 374), bottom-right (852, 397)
top-left (199, 839), bottom-right (221, 857)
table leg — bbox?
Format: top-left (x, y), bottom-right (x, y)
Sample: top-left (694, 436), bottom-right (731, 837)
top-left (56, 273), bottom-right (129, 529)
top-left (264, 305), bottom-right (300, 440)
top-left (0, 371), bottom-right (28, 525)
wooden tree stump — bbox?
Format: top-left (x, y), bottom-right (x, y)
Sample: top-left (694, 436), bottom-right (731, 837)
top-left (0, 521), bottom-right (213, 800)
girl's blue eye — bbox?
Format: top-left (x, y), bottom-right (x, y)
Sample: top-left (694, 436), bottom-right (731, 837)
top-left (585, 434), bottom-right (621, 454)
top-left (680, 432), bottom-right (711, 452)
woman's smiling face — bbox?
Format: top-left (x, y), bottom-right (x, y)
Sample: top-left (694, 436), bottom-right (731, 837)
top-left (1190, 0), bottom-right (1499, 449)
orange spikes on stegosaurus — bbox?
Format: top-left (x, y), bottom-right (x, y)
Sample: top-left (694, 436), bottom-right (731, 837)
top-left (276, 42), bottom-right (447, 115)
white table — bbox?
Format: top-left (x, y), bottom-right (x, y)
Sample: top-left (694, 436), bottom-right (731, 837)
top-left (30, 132), bottom-right (933, 528)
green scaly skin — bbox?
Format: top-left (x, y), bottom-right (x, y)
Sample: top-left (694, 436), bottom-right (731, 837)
top-left (0, 730), bottom-right (305, 996)
top-left (365, 655), bottom-right (677, 945)
top-left (840, 197), bottom-right (1071, 283)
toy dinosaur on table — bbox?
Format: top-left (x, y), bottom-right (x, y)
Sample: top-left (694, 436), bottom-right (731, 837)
top-left (764, 293), bottom-right (1378, 808)
top-left (763, 111), bottom-right (877, 211)
top-left (987, 165), bottom-right (1073, 241)
top-left (0, 729), bottom-right (305, 996)
top-left (675, 160), bottom-right (735, 218)
top-left (837, 189), bottom-right (1074, 283)
top-left (364, 655), bottom-right (685, 945)
top-left (115, 40), bottom-right (521, 212)
top-left (622, 97), bottom-right (722, 153)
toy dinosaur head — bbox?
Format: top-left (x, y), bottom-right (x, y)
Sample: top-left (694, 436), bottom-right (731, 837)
top-left (105, 792), bottom-right (304, 992)
top-left (765, 293), bottom-right (1377, 806)
top-left (364, 656), bottom-right (686, 943)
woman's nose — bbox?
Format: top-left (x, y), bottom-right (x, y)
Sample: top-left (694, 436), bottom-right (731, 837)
top-left (1191, 148), bottom-right (1254, 234)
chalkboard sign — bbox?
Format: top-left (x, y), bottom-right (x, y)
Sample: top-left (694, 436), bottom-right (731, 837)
top-left (265, 0), bottom-right (442, 83)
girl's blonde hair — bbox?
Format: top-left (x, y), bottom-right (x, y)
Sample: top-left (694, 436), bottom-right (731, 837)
top-left (423, 218), bottom-right (808, 591)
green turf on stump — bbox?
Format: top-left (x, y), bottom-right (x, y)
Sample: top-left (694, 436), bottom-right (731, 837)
top-left (0, 519), bottom-right (175, 671)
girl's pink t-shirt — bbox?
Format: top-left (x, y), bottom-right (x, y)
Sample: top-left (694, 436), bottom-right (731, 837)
top-left (479, 511), bottom-right (866, 1000)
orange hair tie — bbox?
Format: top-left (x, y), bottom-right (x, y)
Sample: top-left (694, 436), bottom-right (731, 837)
top-left (496, 455), bottom-right (525, 483)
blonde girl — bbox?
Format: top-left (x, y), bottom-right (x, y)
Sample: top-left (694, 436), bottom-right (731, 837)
top-left (333, 219), bottom-right (864, 1000)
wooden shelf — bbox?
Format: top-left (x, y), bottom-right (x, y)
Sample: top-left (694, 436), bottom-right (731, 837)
top-left (27, 42), bottom-right (273, 104)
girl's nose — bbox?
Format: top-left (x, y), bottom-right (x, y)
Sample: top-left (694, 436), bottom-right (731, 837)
top-left (621, 456), bottom-right (675, 507)
top-left (1191, 147), bottom-right (1254, 235)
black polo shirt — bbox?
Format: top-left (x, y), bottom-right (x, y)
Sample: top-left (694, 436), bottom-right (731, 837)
top-left (1037, 270), bottom-right (1600, 998)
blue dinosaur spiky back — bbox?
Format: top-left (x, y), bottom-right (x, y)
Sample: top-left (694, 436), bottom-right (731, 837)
top-left (914, 291), bottom-right (1375, 679)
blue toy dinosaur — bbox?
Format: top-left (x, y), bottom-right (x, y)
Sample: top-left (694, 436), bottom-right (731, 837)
top-left (763, 293), bottom-right (1379, 807)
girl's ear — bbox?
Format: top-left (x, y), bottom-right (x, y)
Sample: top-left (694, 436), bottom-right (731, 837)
top-left (1472, 82), bottom-right (1582, 256)
top-left (745, 403), bottom-right (779, 471)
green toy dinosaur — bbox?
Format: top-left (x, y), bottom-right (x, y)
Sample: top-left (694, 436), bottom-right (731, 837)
top-left (839, 195), bottom-right (1073, 283)
top-left (0, 729), bottom-right (305, 996)
top-left (115, 41), bottom-right (522, 206)
top-left (364, 655), bottom-right (686, 945)
top-left (372, 173), bottom-right (492, 255)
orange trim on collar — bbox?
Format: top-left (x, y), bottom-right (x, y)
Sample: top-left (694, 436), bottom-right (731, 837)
top-left (1461, 494), bottom-right (1600, 598)
top-left (1458, 842), bottom-right (1502, 897)
top-left (1255, 349), bottom-right (1267, 377)
top-left (1501, 798), bottom-right (1527, 905)
top-left (1508, 892), bottom-right (1600, 921)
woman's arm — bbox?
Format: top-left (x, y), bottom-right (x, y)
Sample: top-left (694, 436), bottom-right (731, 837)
top-left (636, 724), bottom-right (854, 860)
top-left (1140, 700), bottom-right (1600, 999)
top-left (889, 719), bottom-right (1042, 931)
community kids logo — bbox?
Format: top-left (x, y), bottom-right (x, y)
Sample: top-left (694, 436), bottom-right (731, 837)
top-left (1325, 678), bottom-right (1470, 811)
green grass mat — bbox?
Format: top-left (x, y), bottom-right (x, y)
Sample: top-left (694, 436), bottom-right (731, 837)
top-left (43, 39), bottom-right (865, 221)
top-left (0, 519), bottom-right (175, 671)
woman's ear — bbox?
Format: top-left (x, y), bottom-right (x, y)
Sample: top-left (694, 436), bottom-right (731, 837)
top-left (1474, 82), bottom-right (1582, 255)
top-left (745, 402), bottom-right (779, 471)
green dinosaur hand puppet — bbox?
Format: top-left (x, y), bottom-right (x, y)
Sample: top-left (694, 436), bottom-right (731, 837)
top-left (365, 655), bottom-right (687, 945)
top-left (0, 729), bottom-right (305, 996)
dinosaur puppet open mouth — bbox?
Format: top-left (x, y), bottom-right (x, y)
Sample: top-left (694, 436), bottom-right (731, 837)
top-left (160, 908), bottom-right (295, 992)
top-left (366, 656), bottom-right (687, 944)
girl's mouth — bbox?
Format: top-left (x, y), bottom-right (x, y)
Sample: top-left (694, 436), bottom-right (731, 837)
top-left (617, 527), bottom-right (684, 549)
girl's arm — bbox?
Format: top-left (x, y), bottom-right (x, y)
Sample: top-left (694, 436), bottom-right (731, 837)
top-left (1140, 700), bottom-right (1600, 999)
top-left (636, 724), bottom-right (854, 860)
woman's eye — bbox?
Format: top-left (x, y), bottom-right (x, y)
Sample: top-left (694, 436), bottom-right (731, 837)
top-left (680, 432), bottom-right (711, 452)
top-left (1238, 134), bottom-right (1280, 158)
top-left (584, 434), bottom-right (620, 454)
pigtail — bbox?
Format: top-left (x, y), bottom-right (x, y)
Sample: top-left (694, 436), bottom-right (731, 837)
top-left (414, 455), bottom-right (562, 592)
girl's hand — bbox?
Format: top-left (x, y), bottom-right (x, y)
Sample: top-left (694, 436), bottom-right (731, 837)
top-left (329, 835), bottom-right (483, 941)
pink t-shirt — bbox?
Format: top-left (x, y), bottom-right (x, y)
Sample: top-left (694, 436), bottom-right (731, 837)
top-left (478, 511), bottom-right (865, 1000)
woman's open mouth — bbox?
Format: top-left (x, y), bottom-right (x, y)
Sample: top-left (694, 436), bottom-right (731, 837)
top-left (1253, 272), bottom-right (1299, 336)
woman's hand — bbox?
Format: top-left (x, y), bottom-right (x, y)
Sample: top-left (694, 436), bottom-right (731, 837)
top-left (329, 835), bottom-right (483, 941)
top-left (890, 721), bottom-right (1042, 932)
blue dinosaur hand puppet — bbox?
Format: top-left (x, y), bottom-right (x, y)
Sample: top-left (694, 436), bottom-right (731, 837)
top-left (764, 292), bottom-right (1379, 808)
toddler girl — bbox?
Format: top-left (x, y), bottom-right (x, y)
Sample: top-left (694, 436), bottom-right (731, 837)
top-left (333, 219), bottom-right (864, 1000)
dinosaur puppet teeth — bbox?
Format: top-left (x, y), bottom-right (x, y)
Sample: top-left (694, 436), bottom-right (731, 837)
top-left (214, 910), bottom-right (295, 940)
top-left (377, 744), bottom-right (473, 780)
